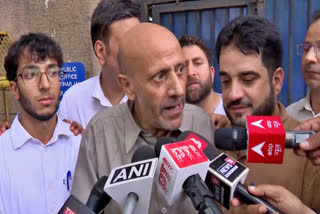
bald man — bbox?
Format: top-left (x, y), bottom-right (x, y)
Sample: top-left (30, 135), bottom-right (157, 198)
top-left (71, 23), bottom-right (218, 213)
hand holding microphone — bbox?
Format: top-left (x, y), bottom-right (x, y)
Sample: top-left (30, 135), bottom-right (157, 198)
top-left (294, 117), bottom-right (320, 166)
top-left (231, 184), bottom-right (316, 214)
top-left (174, 131), bottom-right (283, 213)
top-left (215, 116), bottom-right (315, 164)
top-left (206, 153), bottom-right (281, 214)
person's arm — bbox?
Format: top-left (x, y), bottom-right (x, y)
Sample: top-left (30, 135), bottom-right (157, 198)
top-left (231, 184), bottom-right (315, 214)
top-left (294, 117), bottom-right (320, 166)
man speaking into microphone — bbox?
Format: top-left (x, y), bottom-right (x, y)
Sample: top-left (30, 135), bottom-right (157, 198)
top-left (71, 23), bottom-right (218, 213)
top-left (215, 15), bottom-right (320, 212)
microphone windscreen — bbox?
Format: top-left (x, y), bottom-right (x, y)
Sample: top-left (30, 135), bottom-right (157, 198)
top-left (86, 175), bottom-right (111, 213)
top-left (131, 145), bottom-right (156, 163)
top-left (177, 130), bottom-right (217, 161)
top-left (215, 127), bottom-right (247, 150)
top-left (202, 143), bottom-right (218, 161)
top-left (155, 137), bottom-right (175, 157)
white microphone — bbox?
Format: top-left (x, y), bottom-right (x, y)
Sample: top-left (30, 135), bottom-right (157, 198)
top-left (104, 147), bottom-right (158, 214)
top-left (155, 137), bottom-right (222, 214)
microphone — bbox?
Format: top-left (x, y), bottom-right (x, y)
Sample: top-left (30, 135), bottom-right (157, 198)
top-left (86, 176), bottom-right (111, 213)
top-left (58, 195), bottom-right (95, 214)
top-left (176, 131), bottom-right (218, 161)
top-left (58, 176), bottom-right (111, 214)
top-left (104, 146), bottom-right (158, 214)
top-left (215, 116), bottom-right (315, 163)
top-left (155, 136), bottom-right (222, 214)
top-left (131, 145), bottom-right (156, 162)
top-left (215, 127), bottom-right (316, 150)
top-left (205, 153), bottom-right (283, 214)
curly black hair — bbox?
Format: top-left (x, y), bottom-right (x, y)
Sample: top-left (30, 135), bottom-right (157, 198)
top-left (4, 33), bottom-right (63, 81)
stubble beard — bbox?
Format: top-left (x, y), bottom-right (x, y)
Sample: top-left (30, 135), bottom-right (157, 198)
top-left (18, 87), bottom-right (58, 122)
top-left (225, 86), bottom-right (276, 127)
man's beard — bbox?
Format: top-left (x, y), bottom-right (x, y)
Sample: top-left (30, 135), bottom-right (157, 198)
top-left (19, 87), bottom-right (58, 121)
top-left (224, 86), bottom-right (276, 127)
top-left (186, 76), bottom-right (212, 104)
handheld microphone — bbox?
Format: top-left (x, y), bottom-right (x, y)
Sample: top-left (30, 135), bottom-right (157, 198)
top-left (131, 145), bottom-right (156, 162)
top-left (215, 127), bottom-right (316, 150)
top-left (155, 136), bottom-right (222, 214)
top-left (176, 131), bottom-right (218, 161)
top-left (58, 176), bottom-right (111, 214)
top-left (104, 147), bottom-right (158, 214)
top-left (58, 195), bottom-right (95, 214)
top-left (205, 153), bottom-right (282, 213)
top-left (215, 116), bottom-right (315, 164)
top-left (86, 176), bottom-right (111, 213)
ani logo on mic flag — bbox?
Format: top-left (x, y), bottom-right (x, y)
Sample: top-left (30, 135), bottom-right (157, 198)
top-left (246, 116), bottom-right (285, 163)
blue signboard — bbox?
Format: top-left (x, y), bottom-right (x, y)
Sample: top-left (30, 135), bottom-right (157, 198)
top-left (60, 62), bottom-right (86, 100)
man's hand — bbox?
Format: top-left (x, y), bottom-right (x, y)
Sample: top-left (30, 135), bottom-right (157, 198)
top-left (63, 119), bottom-right (84, 136)
top-left (231, 184), bottom-right (315, 214)
top-left (0, 121), bottom-right (11, 136)
top-left (210, 113), bottom-right (231, 129)
top-left (294, 117), bottom-right (320, 165)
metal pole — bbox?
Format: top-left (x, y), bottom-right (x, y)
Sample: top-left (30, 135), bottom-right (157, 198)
top-left (122, 192), bottom-right (139, 214)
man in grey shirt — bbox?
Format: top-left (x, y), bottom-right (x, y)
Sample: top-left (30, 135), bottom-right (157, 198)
top-left (71, 23), bottom-right (218, 213)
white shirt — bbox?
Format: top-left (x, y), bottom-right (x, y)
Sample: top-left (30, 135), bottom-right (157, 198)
top-left (0, 115), bottom-right (81, 214)
top-left (58, 73), bottom-right (128, 129)
top-left (214, 93), bottom-right (226, 115)
top-left (286, 90), bottom-right (320, 122)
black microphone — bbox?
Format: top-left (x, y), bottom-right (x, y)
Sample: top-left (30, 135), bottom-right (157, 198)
top-left (58, 195), bottom-right (95, 214)
top-left (131, 145), bottom-right (156, 162)
top-left (215, 126), bottom-right (316, 150)
top-left (86, 176), bottom-right (111, 213)
top-left (154, 136), bottom-right (175, 157)
top-left (154, 135), bottom-right (222, 214)
top-left (176, 131), bottom-right (218, 161)
top-left (205, 153), bottom-right (283, 214)
top-left (58, 176), bottom-right (111, 214)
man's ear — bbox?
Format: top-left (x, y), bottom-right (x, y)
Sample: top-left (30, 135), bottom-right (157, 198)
top-left (9, 81), bottom-right (20, 101)
top-left (94, 40), bottom-right (107, 66)
top-left (272, 67), bottom-right (284, 96)
top-left (117, 74), bottom-right (136, 101)
top-left (210, 66), bottom-right (215, 83)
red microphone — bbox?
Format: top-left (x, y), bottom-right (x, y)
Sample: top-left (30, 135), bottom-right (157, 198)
top-left (176, 131), bottom-right (218, 161)
top-left (154, 137), bottom-right (222, 214)
top-left (245, 116), bottom-right (285, 163)
top-left (216, 116), bottom-right (317, 164)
